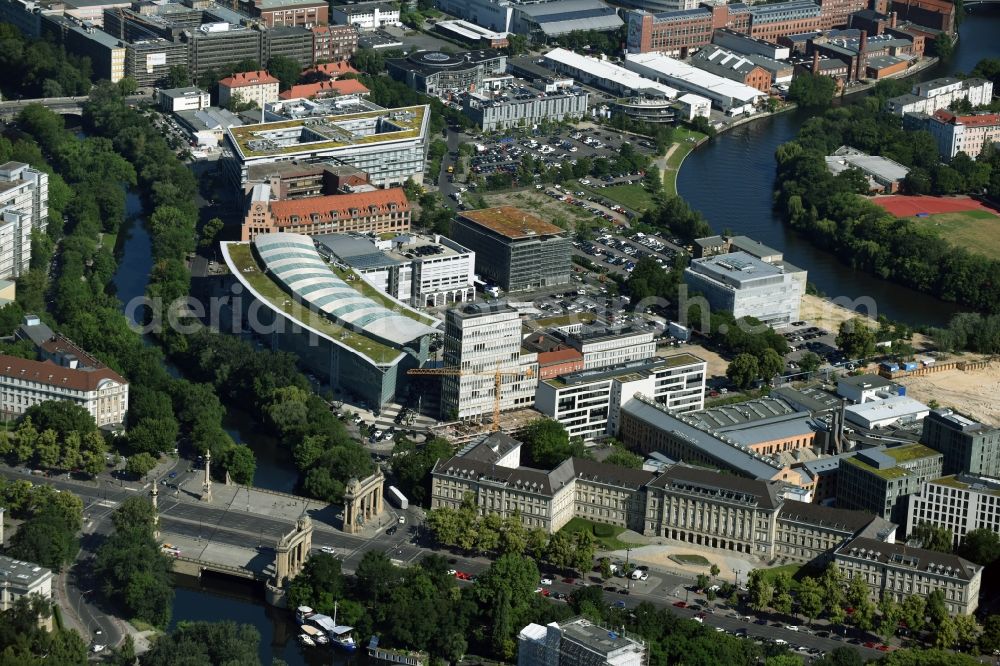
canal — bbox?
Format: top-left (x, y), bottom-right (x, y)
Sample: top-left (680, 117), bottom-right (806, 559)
top-left (677, 10), bottom-right (1000, 326)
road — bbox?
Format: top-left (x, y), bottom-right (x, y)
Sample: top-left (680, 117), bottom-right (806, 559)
top-left (4, 466), bottom-right (888, 661)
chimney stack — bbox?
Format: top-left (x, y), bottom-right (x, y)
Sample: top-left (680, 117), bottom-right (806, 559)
top-left (812, 49), bottom-right (820, 74)
top-left (856, 30), bottom-right (868, 81)
top-left (889, 11), bottom-right (897, 28)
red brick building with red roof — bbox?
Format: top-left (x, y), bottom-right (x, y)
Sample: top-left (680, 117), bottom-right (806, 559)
top-left (242, 187), bottom-right (411, 241)
top-left (278, 78), bottom-right (370, 100)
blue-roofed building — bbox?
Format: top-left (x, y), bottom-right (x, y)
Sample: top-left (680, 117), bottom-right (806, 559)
top-left (512, 0), bottom-right (624, 39)
top-left (220, 233), bottom-right (441, 409)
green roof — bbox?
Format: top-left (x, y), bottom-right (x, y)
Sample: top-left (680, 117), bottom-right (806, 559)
top-left (932, 475), bottom-right (1000, 496)
top-left (227, 105), bottom-right (427, 159)
top-left (885, 443), bottom-right (939, 463)
top-left (225, 243), bottom-right (400, 363)
top-left (843, 456), bottom-right (909, 481)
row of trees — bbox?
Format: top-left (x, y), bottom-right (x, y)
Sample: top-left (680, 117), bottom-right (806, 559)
top-left (774, 70), bottom-right (1000, 313)
top-left (0, 410), bottom-right (107, 476)
top-left (929, 311), bottom-right (1000, 354)
top-left (746, 563), bottom-right (991, 651)
top-left (93, 497), bottom-right (174, 628)
top-left (0, 23), bottom-right (94, 98)
top-left (0, 477), bottom-right (83, 570)
top-left (425, 495), bottom-right (598, 572)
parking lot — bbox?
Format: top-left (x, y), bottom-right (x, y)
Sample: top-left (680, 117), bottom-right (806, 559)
top-left (575, 228), bottom-right (685, 277)
top-left (778, 322), bottom-right (843, 370)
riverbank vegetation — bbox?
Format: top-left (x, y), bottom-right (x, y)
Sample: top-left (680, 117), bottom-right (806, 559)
top-left (774, 72), bottom-right (1000, 314)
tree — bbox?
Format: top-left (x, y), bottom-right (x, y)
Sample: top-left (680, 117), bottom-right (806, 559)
top-left (899, 594), bottom-right (926, 635)
top-left (139, 621), bottom-right (261, 666)
top-left (267, 56), bottom-right (300, 91)
top-left (571, 530), bottom-right (596, 573)
top-left (726, 353), bottom-right (759, 389)
top-left (223, 445), bottom-right (256, 485)
top-left (797, 576), bottom-right (824, 626)
top-left (505, 34), bottom-right (528, 57)
top-left (846, 575), bottom-right (875, 632)
top-left (604, 445), bottom-right (643, 469)
top-left (799, 351), bottom-right (822, 373)
top-left (958, 528), bottom-right (1000, 565)
top-left (980, 614), bottom-right (1000, 655)
top-left (8, 508), bottom-right (79, 570)
top-left (911, 522), bottom-right (953, 552)
top-left (545, 530), bottom-right (576, 569)
top-left (117, 76), bottom-right (138, 96)
top-left (788, 73), bottom-right (836, 108)
top-left (747, 570), bottom-right (773, 612)
top-left (696, 573), bottom-right (711, 591)
top-left (930, 33), bottom-right (953, 59)
top-left (126, 452), bottom-right (158, 478)
top-left (836, 318), bottom-right (877, 360)
top-left (877, 595), bottom-right (901, 642)
top-left (926, 589), bottom-right (948, 626)
top-left (94, 498), bottom-right (174, 628)
top-left (23, 400), bottom-right (96, 439)
top-left (710, 563), bottom-right (720, 579)
top-left (199, 217), bottom-right (224, 248)
top-left (167, 65), bottom-right (190, 88)
top-left (599, 557), bottom-right (613, 580)
top-left (499, 511), bottom-right (528, 556)
top-left (821, 563), bottom-right (846, 622)
top-left (474, 553), bottom-right (540, 656)
top-left (759, 348), bottom-right (785, 381)
top-left (953, 614), bottom-right (979, 648)
top-left (352, 48), bottom-right (385, 75)
top-left (521, 419), bottom-right (576, 468)
top-left (286, 553), bottom-right (345, 615)
top-left (934, 615), bottom-right (958, 648)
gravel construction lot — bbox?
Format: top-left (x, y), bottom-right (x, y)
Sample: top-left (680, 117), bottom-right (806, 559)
top-left (798, 294), bottom-right (931, 350)
top-left (898, 361), bottom-right (1000, 425)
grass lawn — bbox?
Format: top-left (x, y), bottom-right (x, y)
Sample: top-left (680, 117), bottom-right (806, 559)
top-left (560, 517), bottom-right (641, 551)
top-left (662, 128), bottom-right (707, 196)
top-left (907, 209), bottom-right (1000, 258)
top-left (752, 563), bottom-right (823, 592)
top-left (670, 554), bottom-right (712, 567)
top-left (591, 183), bottom-right (656, 212)
top-left (102, 231), bottom-right (118, 252)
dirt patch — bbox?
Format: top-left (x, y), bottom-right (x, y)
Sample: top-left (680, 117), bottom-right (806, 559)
top-left (898, 361), bottom-right (1000, 426)
top-left (798, 294), bottom-right (932, 350)
top-left (669, 343), bottom-right (728, 377)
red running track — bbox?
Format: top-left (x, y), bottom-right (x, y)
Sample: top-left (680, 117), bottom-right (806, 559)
top-left (870, 195), bottom-right (995, 217)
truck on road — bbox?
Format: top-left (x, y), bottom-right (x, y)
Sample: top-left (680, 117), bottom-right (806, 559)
top-left (387, 485), bottom-right (408, 510)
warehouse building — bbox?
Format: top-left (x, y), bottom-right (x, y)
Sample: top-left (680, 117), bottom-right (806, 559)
top-left (512, 0), bottom-right (624, 40)
top-left (712, 27), bottom-right (792, 60)
top-left (434, 20), bottom-right (510, 49)
top-left (542, 48), bottom-right (679, 99)
top-left (691, 45), bottom-right (773, 91)
top-left (625, 4), bottom-right (751, 58)
top-left (844, 395), bottom-right (930, 429)
top-left (451, 207), bottom-right (571, 292)
top-left (824, 146), bottom-right (910, 193)
top-left (625, 52), bottom-right (766, 114)
top-left (220, 233), bottom-right (440, 409)
top-left (434, 0), bottom-right (513, 33)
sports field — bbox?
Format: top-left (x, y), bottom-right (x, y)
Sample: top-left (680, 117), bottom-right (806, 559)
top-left (906, 208), bottom-right (1000, 258)
top-left (871, 194), bottom-right (993, 216)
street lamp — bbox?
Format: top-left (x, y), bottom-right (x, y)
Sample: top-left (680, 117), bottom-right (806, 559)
top-left (733, 568), bottom-right (740, 588)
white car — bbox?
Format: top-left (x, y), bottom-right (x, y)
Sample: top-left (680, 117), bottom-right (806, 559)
top-left (373, 429), bottom-right (383, 438)
top-left (540, 577), bottom-right (554, 585)
top-left (447, 569), bottom-right (457, 576)
top-left (786, 625), bottom-right (799, 632)
top-left (398, 515), bottom-right (406, 524)
top-left (382, 432), bottom-right (394, 442)
top-left (91, 645), bottom-right (106, 654)
top-left (320, 546), bottom-right (335, 554)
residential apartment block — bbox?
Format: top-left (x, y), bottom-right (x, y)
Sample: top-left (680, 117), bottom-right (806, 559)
top-left (452, 207), bottom-right (571, 292)
top-left (0, 354), bottom-right (129, 428)
top-left (441, 304), bottom-right (538, 421)
top-left (0, 161), bottom-right (48, 280)
top-left (219, 70), bottom-right (281, 110)
top-left (535, 354), bottom-right (707, 441)
top-left (834, 536), bottom-right (981, 615)
top-left (907, 474), bottom-right (1000, 548)
top-left (921, 409), bottom-right (1000, 477)
top-left (684, 251), bottom-right (806, 326)
top-left (837, 444), bottom-right (943, 527)
top-left (518, 618), bottom-right (646, 666)
top-left (886, 76), bottom-right (994, 116)
top-left (925, 110), bottom-right (1000, 160)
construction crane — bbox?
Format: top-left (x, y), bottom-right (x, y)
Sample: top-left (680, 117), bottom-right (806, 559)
top-left (407, 364), bottom-right (534, 432)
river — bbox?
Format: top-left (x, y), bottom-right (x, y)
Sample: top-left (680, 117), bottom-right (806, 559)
top-left (677, 9), bottom-right (1000, 326)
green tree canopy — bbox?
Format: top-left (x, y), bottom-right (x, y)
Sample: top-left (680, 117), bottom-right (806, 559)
top-left (139, 621), bottom-right (261, 666)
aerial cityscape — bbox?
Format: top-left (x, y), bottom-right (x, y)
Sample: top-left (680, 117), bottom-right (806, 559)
top-left (0, 0), bottom-right (998, 664)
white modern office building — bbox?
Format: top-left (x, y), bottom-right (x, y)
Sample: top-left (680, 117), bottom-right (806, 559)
top-left (329, 1), bottom-right (400, 30)
top-left (158, 86), bottom-right (212, 113)
top-left (518, 617), bottom-right (646, 666)
top-left (625, 52), bottom-right (766, 115)
top-left (907, 474), bottom-right (1000, 548)
top-left (442, 303), bottom-right (538, 421)
top-left (553, 326), bottom-right (657, 370)
top-left (535, 353), bottom-right (707, 441)
top-left (0, 161), bottom-right (48, 280)
top-left (683, 251), bottom-right (806, 326)
top-left (315, 232), bottom-right (476, 308)
top-left (222, 104), bottom-right (430, 190)
top-left (435, 0), bottom-right (513, 32)
top-left (462, 85), bottom-right (589, 132)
